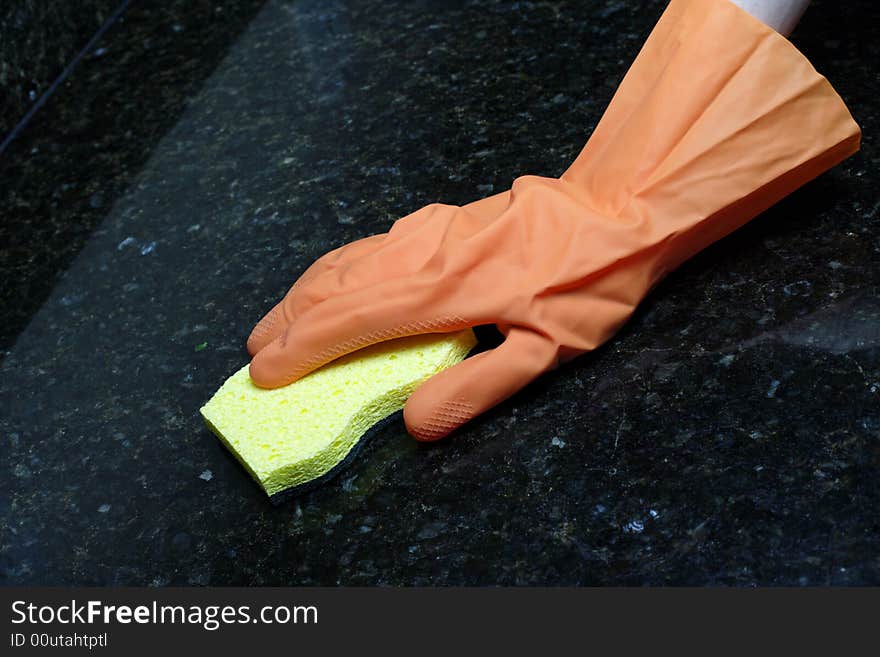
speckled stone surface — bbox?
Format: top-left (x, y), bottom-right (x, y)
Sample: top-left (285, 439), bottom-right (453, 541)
top-left (1, 0), bottom-right (878, 585)
top-left (0, 0), bottom-right (266, 353)
top-left (0, 0), bottom-right (120, 138)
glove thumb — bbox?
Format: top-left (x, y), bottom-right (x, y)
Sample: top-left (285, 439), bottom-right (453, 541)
top-left (403, 327), bottom-right (559, 441)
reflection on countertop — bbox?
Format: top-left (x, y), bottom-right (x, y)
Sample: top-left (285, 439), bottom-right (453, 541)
top-left (1, 0), bottom-right (878, 585)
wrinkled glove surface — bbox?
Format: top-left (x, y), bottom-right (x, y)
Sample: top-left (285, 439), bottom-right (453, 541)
top-left (247, 0), bottom-right (861, 440)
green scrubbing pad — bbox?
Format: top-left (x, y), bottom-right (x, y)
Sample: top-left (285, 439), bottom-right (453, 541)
top-left (200, 330), bottom-right (476, 501)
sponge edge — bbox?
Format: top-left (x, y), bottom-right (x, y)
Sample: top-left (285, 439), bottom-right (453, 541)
top-left (200, 330), bottom-right (476, 500)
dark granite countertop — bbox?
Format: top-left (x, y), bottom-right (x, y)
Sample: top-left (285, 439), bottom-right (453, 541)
top-left (0, 0), bottom-right (120, 139)
top-left (1, 0), bottom-right (878, 585)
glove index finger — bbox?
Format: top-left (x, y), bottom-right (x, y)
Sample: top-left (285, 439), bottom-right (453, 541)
top-left (246, 233), bottom-right (389, 356)
top-left (248, 277), bottom-right (470, 389)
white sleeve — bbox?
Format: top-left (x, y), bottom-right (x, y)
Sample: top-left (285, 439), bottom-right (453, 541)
top-left (728, 0), bottom-right (811, 36)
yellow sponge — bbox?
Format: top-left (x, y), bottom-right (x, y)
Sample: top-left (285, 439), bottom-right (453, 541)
top-left (200, 330), bottom-right (476, 500)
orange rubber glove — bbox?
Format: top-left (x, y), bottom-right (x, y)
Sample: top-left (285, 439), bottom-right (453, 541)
top-left (247, 0), bottom-right (860, 441)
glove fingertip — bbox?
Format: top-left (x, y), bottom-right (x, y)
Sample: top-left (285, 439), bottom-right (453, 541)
top-left (248, 334), bottom-right (296, 389)
top-left (247, 303), bottom-right (286, 357)
top-left (404, 395), bottom-right (477, 442)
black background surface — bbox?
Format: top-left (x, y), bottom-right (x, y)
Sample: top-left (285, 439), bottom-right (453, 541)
top-left (1, 0), bottom-right (878, 585)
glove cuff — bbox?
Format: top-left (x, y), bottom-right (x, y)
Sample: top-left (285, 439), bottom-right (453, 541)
top-left (561, 0), bottom-right (860, 278)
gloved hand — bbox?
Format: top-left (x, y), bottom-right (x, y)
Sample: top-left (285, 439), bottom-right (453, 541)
top-left (247, 0), bottom-right (860, 440)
